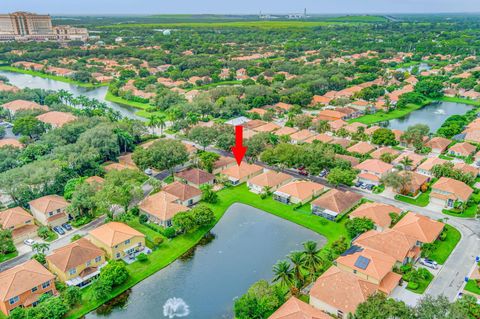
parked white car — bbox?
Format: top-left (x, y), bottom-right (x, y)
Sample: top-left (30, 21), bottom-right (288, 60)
top-left (23, 239), bottom-right (36, 246)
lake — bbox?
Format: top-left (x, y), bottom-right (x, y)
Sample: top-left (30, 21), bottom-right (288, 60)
top-left (386, 101), bottom-right (473, 132)
top-left (86, 203), bottom-right (325, 319)
top-left (0, 71), bottom-right (143, 120)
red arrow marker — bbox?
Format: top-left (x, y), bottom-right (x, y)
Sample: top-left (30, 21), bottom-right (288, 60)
top-left (232, 125), bottom-right (247, 166)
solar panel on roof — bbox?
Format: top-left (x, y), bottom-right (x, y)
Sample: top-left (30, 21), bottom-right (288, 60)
top-left (354, 256), bottom-right (371, 270)
top-left (341, 245), bottom-right (363, 256)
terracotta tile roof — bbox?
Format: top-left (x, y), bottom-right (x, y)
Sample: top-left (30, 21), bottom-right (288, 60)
top-left (310, 266), bottom-right (378, 315)
top-left (464, 130), bottom-right (480, 143)
top-left (379, 271), bottom-right (403, 294)
top-left (355, 159), bottom-right (393, 175)
top-left (312, 189), bottom-right (362, 215)
top-left (2, 100), bottom-right (48, 113)
top-left (316, 110), bottom-right (345, 121)
top-left (275, 102), bottom-right (293, 112)
top-left (243, 120), bottom-right (267, 130)
top-left (163, 181), bottom-right (202, 201)
top-left (276, 181), bottom-right (324, 201)
top-left (85, 176), bottom-right (105, 184)
top-left (304, 133), bottom-right (334, 144)
top-left (431, 177), bottom-right (473, 202)
top-left (454, 162), bottom-right (479, 176)
top-left (36, 111), bottom-right (77, 127)
top-left (0, 207), bottom-right (32, 229)
top-left (392, 152), bottom-right (425, 168)
top-left (398, 171), bottom-right (429, 193)
top-left (175, 168), bottom-right (215, 185)
top-left (392, 212), bottom-right (444, 243)
top-left (0, 138), bottom-right (23, 149)
top-left (248, 170), bottom-right (293, 188)
top-left (354, 229), bottom-right (417, 262)
top-left (290, 130), bottom-right (316, 142)
top-left (213, 156), bottom-right (236, 169)
top-left (370, 147), bottom-right (400, 160)
top-left (335, 154), bottom-right (360, 166)
top-left (253, 122), bottom-right (281, 133)
top-left (365, 126), bottom-right (381, 136)
top-left (425, 137), bottom-right (451, 152)
top-left (344, 122), bottom-right (367, 134)
top-left (347, 141), bottom-right (375, 155)
top-left (269, 296), bottom-right (332, 319)
top-left (336, 245), bottom-right (396, 282)
top-left (358, 172), bottom-right (380, 182)
top-left (139, 191), bottom-right (188, 222)
top-left (416, 157), bottom-right (447, 172)
top-left (273, 126), bottom-right (298, 136)
top-left (104, 162), bottom-right (134, 172)
top-left (46, 238), bottom-right (105, 272)
top-left (221, 162), bottom-right (263, 180)
top-left (329, 119), bottom-right (347, 131)
top-left (350, 202), bottom-right (401, 229)
top-left (0, 259), bottom-right (54, 302)
top-left (28, 195), bottom-right (68, 214)
top-left (311, 95), bottom-right (332, 106)
top-left (448, 142), bottom-right (476, 156)
top-left (331, 138), bottom-right (351, 149)
top-left (89, 222), bottom-right (145, 247)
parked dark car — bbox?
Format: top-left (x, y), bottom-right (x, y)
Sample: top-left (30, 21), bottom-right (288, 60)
top-left (62, 223), bottom-right (72, 231)
top-left (355, 181), bottom-right (363, 188)
top-left (366, 184), bottom-right (374, 191)
top-left (53, 226), bottom-right (65, 235)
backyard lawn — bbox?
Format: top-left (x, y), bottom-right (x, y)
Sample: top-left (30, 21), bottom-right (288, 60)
top-left (350, 101), bottom-right (430, 125)
top-left (427, 224), bottom-right (461, 264)
top-left (395, 190), bottom-right (430, 207)
top-left (66, 183), bottom-right (347, 319)
top-left (442, 204), bottom-right (477, 218)
top-left (0, 251), bottom-right (18, 263)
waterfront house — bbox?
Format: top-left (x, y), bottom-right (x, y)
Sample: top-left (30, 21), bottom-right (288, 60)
top-left (220, 162), bottom-right (264, 186)
top-left (162, 181), bottom-right (202, 207)
top-left (28, 195), bottom-right (69, 227)
top-left (269, 296), bottom-right (332, 319)
top-left (349, 202), bottom-right (402, 231)
top-left (88, 222), bottom-right (146, 260)
top-left (1, 99), bottom-right (48, 116)
top-left (0, 260), bottom-right (57, 316)
top-left (175, 168), bottom-right (215, 188)
top-left (273, 181), bottom-right (324, 205)
top-left (46, 238), bottom-right (106, 288)
top-left (311, 189), bottom-right (362, 221)
top-left (430, 177), bottom-right (473, 208)
top-left (0, 207), bottom-right (38, 244)
top-left (247, 170), bottom-right (294, 194)
top-left (139, 191), bottom-right (189, 227)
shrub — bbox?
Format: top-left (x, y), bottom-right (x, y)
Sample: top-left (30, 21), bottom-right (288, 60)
top-left (163, 227), bottom-right (176, 239)
top-left (407, 281), bottom-right (419, 290)
top-left (153, 236), bottom-right (164, 247)
top-left (139, 214), bottom-right (149, 224)
top-left (130, 206), bottom-right (140, 216)
top-left (137, 253), bottom-right (148, 262)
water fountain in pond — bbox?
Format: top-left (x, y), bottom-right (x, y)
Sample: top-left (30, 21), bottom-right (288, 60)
top-left (163, 298), bottom-right (190, 318)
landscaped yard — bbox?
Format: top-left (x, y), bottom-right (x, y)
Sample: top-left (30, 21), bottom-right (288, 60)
top-left (395, 190), bottom-right (430, 207)
top-left (442, 204), bottom-right (477, 218)
top-left (406, 269), bottom-right (434, 294)
top-left (0, 251), bottom-right (18, 263)
top-left (426, 224), bottom-right (461, 264)
top-left (465, 279), bottom-right (480, 296)
top-left (350, 101), bottom-right (431, 125)
top-left (66, 184), bottom-right (347, 319)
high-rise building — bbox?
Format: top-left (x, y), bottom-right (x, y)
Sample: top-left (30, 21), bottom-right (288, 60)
top-left (0, 12), bottom-right (88, 42)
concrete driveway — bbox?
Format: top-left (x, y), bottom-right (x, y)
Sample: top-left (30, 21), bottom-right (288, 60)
top-left (391, 285), bottom-right (423, 307)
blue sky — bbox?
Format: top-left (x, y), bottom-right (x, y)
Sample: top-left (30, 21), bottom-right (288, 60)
top-left (2, 0), bottom-right (480, 15)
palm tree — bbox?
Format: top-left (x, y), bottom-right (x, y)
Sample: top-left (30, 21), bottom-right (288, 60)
top-left (147, 115), bottom-right (158, 134)
top-left (302, 241), bottom-right (323, 281)
top-left (157, 114), bottom-right (167, 136)
top-left (272, 260), bottom-right (294, 289)
top-left (288, 251), bottom-right (306, 288)
top-left (32, 242), bottom-right (50, 254)
top-left (399, 156), bottom-right (414, 170)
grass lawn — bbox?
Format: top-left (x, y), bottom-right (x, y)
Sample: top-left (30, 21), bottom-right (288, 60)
top-left (66, 184), bottom-right (347, 318)
top-left (438, 154), bottom-right (454, 161)
top-left (104, 90), bottom-right (151, 110)
top-left (442, 204), bottom-right (477, 218)
top-left (0, 251), bottom-right (18, 263)
top-left (350, 100), bottom-right (431, 125)
top-left (465, 279), bottom-right (480, 295)
top-left (44, 230), bottom-right (59, 242)
top-left (406, 270), bottom-right (434, 294)
top-left (395, 190), bottom-right (430, 207)
top-left (427, 224), bottom-right (461, 264)
top-left (438, 96), bottom-right (480, 107)
top-left (0, 66), bottom-right (107, 88)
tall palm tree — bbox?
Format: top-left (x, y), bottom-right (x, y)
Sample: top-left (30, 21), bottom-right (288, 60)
top-left (272, 260), bottom-right (294, 289)
top-left (147, 115), bottom-right (158, 134)
top-left (157, 114), bottom-right (167, 136)
top-left (32, 242), bottom-right (50, 255)
top-left (302, 241), bottom-right (323, 281)
top-left (399, 156), bottom-right (414, 170)
top-left (288, 251), bottom-right (306, 288)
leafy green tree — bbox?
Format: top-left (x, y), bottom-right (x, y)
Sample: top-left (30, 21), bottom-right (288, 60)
top-left (371, 128), bottom-right (396, 146)
top-left (327, 167), bottom-right (357, 187)
top-left (63, 177), bottom-right (86, 200)
top-left (0, 229), bottom-right (16, 255)
top-left (414, 295), bottom-right (468, 319)
top-left (132, 139), bottom-right (189, 175)
top-left (354, 293), bottom-right (413, 319)
top-left (200, 184), bottom-right (218, 203)
top-left (293, 114), bottom-right (312, 130)
top-left (62, 286), bottom-right (82, 307)
top-left (188, 126), bottom-right (217, 150)
top-left (12, 116), bottom-right (47, 139)
top-left (415, 79), bottom-right (444, 98)
top-left (198, 151), bottom-right (219, 173)
top-left (345, 217), bottom-right (375, 239)
top-left (272, 260), bottom-right (294, 289)
top-left (172, 211), bottom-right (196, 233)
top-left (234, 280), bottom-right (285, 319)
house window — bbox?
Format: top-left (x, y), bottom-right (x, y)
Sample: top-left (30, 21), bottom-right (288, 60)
top-left (49, 212), bottom-right (54, 216)
top-left (31, 286), bottom-right (38, 292)
top-left (95, 256), bottom-right (101, 263)
top-left (125, 239), bottom-right (131, 245)
top-left (337, 310), bottom-right (344, 318)
top-left (9, 296), bottom-right (19, 305)
top-left (86, 260), bottom-right (91, 267)
top-left (42, 281), bottom-right (50, 289)
top-left (69, 268), bottom-right (76, 275)
top-left (116, 253), bottom-right (121, 259)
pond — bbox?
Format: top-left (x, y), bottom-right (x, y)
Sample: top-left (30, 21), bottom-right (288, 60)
top-left (386, 101), bottom-right (473, 132)
top-left (0, 71), bottom-right (143, 120)
top-left (86, 203), bottom-right (325, 319)
top-left (396, 62), bottom-right (431, 73)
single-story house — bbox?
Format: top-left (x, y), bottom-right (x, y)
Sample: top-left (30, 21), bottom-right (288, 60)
top-left (290, 130), bottom-right (316, 144)
top-left (28, 195), bottom-right (69, 227)
top-left (448, 142), bottom-right (476, 157)
top-left (220, 162), bottom-right (264, 185)
top-left (392, 152), bottom-right (425, 170)
top-left (274, 181), bottom-right (324, 205)
top-left (347, 141), bottom-right (376, 155)
top-left (273, 126), bottom-right (298, 137)
top-left (416, 157), bottom-right (447, 177)
top-left (247, 170), bottom-right (294, 194)
top-left (430, 177), bottom-right (473, 208)
top-left (392, 212), bottom-right (444, 245)
top-left (454, 162), bottom-right (479, 177)
top-left (1, 99), bottom-right (48, 116)
top-left (349, 202), bottom-right (402, 231)
top-left (425, 137), bottom-right (451, 154)
top-left (370, 147), bottom-right (400, 160)
top-left (311, 189), bottom-right (362, 221)
top-left (0, 139), bottom-right (24, 149)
